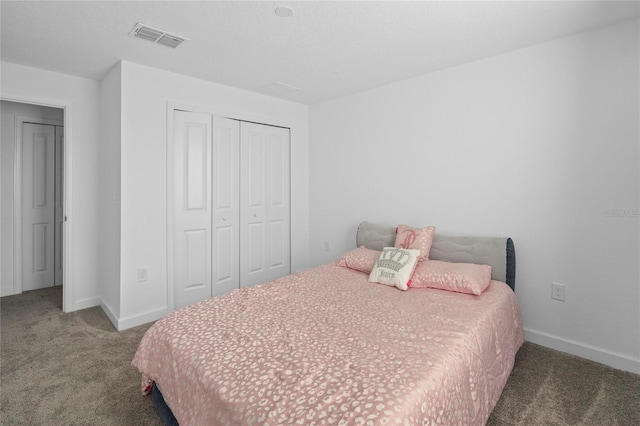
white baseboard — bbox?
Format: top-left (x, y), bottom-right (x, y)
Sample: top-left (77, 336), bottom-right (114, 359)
top-left (0, 288), bottom-right (19, 297)
top-left (100, 300), bottom-right (119, 330)
top-left (72, 296), bottom-right (100, 311)
top-left (99, 300), bottom-right (165, 331)
top-left (524, 327), bottom-right (640, 375)
top-left (116, 306), bottom-right (167, 331)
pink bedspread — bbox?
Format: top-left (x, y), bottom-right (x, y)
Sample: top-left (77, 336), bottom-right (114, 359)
top-left (132, 263), bottom-right (523, 425)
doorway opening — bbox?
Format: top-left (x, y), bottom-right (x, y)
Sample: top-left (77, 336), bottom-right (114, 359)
top-left (1, 100), bottom-right (65, 310)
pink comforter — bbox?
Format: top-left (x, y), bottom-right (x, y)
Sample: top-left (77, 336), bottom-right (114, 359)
top-left (132, 263), bottom-right (523, 425)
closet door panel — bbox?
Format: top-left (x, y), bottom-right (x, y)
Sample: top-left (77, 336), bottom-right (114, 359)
top-left (184, 229), bottom-right (208, 290)
top-left (211, 117), bottom-right (240, 296)
top-left (269, 219), bottom-right (285, 269)
top-left (214, 226), bottom-right (233, 282)
top-left (173, 111), bottom-right (212, 308)
top-left (269, 136), bottom-right (285, 207)
top-left (240, 122), bottom-right (290, 287)
top-left (186, 128), bottom-right (207, 209)
top-left (240, 127), bottom-right (265, 287)
top-left (247, 222), bottom-right (265, 274)
top-left (266, 132), bottom-right (290, 280)
top-left (247, 132), bottom-right (265, 208)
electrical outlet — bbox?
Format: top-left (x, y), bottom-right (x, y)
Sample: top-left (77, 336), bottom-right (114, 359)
top-left (324, 242), bottom-right (330, 252)
top-left (137, 267), bottom-right (148, 282)
top-left (551, 282), bottom-right (565, 301)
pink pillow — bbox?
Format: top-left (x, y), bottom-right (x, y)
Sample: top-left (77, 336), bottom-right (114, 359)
top-left (394, 225), bottom-right (435, 261)
top-left (336, 246), bottom-right (381, 274)
top-left (411, 260), bottom-right (492, 295)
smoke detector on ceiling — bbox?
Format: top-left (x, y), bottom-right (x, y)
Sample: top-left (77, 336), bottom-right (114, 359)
top-left (274, 6), bottom-right (294, 17)
top-left (128, 22), bottom-right (188, 48)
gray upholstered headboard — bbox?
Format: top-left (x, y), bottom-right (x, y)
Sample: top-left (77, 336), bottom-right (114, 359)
top-left (355, 221), bottom-right (516, 291)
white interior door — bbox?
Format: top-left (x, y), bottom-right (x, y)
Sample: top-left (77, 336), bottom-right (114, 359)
top-left (22, 123), bottom-right (56, 291)
top-left (173, 111), bottom-right (212, 308)
top-left (211, 116), bottom-right (240, 296)
top-left (240, 122), bottom-right (290, 287)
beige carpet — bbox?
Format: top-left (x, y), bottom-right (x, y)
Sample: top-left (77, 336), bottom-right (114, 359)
top-left (1, 286), bottom-right (638, 425)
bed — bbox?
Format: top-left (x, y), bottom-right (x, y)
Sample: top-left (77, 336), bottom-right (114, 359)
top-left (132, 221), bottom-right (523, 425)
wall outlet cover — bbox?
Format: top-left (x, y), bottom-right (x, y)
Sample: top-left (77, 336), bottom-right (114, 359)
top-left (552, 282), bottom-right (565, 301)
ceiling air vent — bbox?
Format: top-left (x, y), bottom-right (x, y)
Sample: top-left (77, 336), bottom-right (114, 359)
top-left (129, 23), bottom-right (187, 48)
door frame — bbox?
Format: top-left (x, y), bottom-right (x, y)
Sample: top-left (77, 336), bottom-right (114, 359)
top-left (3, 95), bottom-right (74, 313)
top-left (13, 116), bottom-right (63, 294)
top-left (166, 101), bottom-right (292, 312)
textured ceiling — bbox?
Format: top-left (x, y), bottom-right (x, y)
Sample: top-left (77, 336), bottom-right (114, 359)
top-left (1, 1), bottom-right (638, 105)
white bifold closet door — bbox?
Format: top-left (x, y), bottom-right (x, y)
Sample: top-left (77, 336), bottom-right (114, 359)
top-left (173, 111), bottom-right (214, 308)
top-left (172, 110), bottom-right (290, 309)
top-left (240, 122), bottom-right (291, 288)
top-left (211, 116), bottom-right (241, 297)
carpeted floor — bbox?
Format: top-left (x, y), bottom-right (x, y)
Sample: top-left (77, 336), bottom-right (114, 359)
top-left (1, 286), bottom-right (639, 425)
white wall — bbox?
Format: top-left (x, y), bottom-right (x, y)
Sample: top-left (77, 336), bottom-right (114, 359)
top-left (309, 19), bottom-right (639, 373)
top-left (98, 63), bottom-right (122, 322)
top-left (1, 62), bottom-right (102, 311)
top-left (1, 60), bottom-right (310, 330)
top-left (0, 100), bottom-right (63, 297)
top-left (116, 61), bottom-right (309, 329)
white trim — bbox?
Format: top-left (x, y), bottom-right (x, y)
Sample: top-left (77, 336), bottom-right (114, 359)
top-left (117, 306), bottom-right (168, 331)
top-left (2, 94), bottom-right (75, 314)
top-left (100, 299), bottom-right (119, 330)
top-left (0, 111), bottom-right (1, 294)
top-left (13, 116), bottom-right (23, 296)
top-left (72, 296), bottom-right (100, 311)
top-left (524, 327), bottom-right (640, 374)
top-left (62, 105), bottom-right (74, 313)
top-left (166, 105), bottom-right (175, 311)
top-left (15, 116), bottom-right (63, 126)
top-left (167, 100), bottom-right (294, 130)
